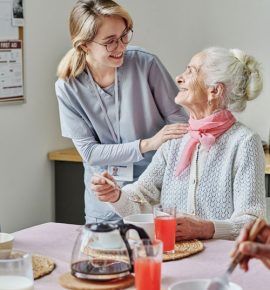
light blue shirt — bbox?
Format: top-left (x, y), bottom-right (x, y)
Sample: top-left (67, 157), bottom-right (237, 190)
top-left (55, 46), bottom-right (188, 223)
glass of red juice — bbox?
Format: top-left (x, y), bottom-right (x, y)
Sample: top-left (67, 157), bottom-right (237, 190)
top-left (153, 205), bottom-right (176, 253)
top-left (133, 239), bottom-right (163, 290)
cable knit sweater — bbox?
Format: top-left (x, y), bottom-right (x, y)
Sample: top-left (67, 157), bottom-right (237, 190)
top-left (109, 122), bottom-right (266, 240)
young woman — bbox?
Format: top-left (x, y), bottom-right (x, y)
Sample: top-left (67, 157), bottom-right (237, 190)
top-left (55, 0), bottom-right (188, 223)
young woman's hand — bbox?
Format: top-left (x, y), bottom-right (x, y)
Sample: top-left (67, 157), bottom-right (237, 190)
top-left (91, 171), bottom-right (121, 203)
top-left (140, 123), bottom-right (189, 153)
top-left (175, 213), bottom-right (215, 240)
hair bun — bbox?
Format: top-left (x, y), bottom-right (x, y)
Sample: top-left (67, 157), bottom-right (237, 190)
top-left (230, 48), bottom-right (263, 101)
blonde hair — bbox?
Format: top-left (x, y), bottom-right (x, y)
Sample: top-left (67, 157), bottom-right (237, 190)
top-left (57, 0), bottom-right (133, 80)
top-left (202, 47), bottom-right (263, 112)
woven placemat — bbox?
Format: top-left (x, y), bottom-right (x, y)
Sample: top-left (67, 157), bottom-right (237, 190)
top-left (59, 272), bottom-right (134, 290)
top-left (83, 247), bottom-right (129, 264)
top-left (83, 240), bottom-right (203, 263)
top-left (10, 252), bottom-right (55, 279)
top-left (32, 254), bottom-right (55, 279)
top-left (163, 239), bottom-right (204, 262)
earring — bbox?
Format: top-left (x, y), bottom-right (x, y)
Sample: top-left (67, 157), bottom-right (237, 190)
top-left (208, 100), bottom-right (212, 106)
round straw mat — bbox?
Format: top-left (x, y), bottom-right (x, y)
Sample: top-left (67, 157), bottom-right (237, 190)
top-left (32, 254), bottom-right (55, 279)
top-left (59, 272), bottom-right (134, 290)
top-left (10, 252), bottom-right (55, 279)
top-left (163, 239), bottom-right (204, 262)
top-left (83, 240), bottom-right (203, 263)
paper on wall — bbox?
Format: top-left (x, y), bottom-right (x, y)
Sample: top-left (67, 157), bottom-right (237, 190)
top-left (0, 40), bottom-right (23, 101)
top-left (0, 0), bottom-right (19, 40)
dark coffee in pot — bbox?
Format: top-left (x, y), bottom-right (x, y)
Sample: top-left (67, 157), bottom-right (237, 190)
top-left (71, 259), bottom-right (130, 276)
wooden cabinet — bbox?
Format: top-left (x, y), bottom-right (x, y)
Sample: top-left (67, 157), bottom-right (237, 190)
top-left (48, 148), bottom-right (84, 225)
top-left (265, 152), bottom-right (270, 197)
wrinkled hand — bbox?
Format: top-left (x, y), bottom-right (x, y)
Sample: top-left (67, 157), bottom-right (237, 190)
top-left (176, 213), bottom-right (215, 241)
top-left (91, 171), bottom-right (121, 203)
top-left (140, 123), bottom-right (189, 153)
top-left (233, 221), bottom-right (270, 271)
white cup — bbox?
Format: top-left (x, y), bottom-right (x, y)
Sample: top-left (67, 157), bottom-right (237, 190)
top-left (0, 233), bottom-right (14, 259)
top-left (123, 213), bottom-right (154, 240)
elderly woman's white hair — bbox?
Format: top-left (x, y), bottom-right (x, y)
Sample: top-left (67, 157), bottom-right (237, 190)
top-left (201, 47), bottom-right (263, 112)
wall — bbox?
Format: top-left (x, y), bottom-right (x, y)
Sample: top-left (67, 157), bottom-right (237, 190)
top-left (1, 0), bottom-right (269, 232)
top-left (0, 0), bottom-right (74, 232)
top-left (118, 0), bottom-right (270, 141)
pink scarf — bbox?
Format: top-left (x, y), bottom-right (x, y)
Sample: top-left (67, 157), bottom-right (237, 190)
top-left (175, 110), bottom-right (236, 176)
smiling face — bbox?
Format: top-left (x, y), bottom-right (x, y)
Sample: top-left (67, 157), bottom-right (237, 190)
top-left (175, 52), bottom-right (211, 118)
top-left (85, 16), bottom-right (128, 70)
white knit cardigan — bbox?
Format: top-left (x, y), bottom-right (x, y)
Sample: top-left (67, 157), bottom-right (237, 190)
top-left (109, 122), bottom-right (266, 240)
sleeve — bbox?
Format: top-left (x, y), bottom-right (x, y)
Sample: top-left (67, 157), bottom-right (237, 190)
top-left (55, 80), bottom-right (144, 165)
top-left (55, 81), bottom-right (93, 139)
top-left (148, 56), bottom-right (188, 124)
top-left (213, 133), bottom-right (266, 240)
top-left (73, 137), bottom-right (143, 166)
top-left (108, 141), bottom-right (170, 216)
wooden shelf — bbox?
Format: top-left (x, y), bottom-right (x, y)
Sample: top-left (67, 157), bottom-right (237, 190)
top-left (48, 147), bottom-right (270, 174)
top-left (48, 148), bottom-right (82, 162)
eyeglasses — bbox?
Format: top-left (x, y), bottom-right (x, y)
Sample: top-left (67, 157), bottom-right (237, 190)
top-left (92, 29), bottom-right (133, 52)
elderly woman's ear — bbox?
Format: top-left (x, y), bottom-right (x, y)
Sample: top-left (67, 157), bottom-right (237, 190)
top-left (207, 82), bottom-right (225, 107)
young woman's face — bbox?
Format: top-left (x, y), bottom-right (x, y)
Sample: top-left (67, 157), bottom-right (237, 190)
top-left (86, 16), bottom-right (128, 69)
top-left (174, 53), bottom-right (209, 114)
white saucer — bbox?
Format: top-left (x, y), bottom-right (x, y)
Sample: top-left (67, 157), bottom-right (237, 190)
top-left (168, 279), bottom-right (243, 290)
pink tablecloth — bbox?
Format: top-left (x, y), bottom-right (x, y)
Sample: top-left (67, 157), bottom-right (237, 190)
top-left (13, 222), bottom-right (270, 290)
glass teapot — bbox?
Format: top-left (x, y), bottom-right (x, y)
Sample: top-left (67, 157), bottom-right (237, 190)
top-left (71, 222), bottom-right (150, 280)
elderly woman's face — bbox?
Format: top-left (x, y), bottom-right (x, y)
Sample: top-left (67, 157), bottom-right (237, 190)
top-left (175, 53), bottom-right (209, 113)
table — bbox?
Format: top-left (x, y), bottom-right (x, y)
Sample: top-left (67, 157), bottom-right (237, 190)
top-left (13, 222), bottom-right (270, 290)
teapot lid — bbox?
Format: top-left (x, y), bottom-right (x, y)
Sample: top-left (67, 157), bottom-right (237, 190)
top-left (85, 223), bottom-right (118, 232)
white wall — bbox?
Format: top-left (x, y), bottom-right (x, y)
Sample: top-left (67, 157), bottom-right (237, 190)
top-left (118, 0), bottom-right (270, 141)
top-left (1, 0), bottom-right (269, 232)
top-left (0, 0), bottom-right (74, 232)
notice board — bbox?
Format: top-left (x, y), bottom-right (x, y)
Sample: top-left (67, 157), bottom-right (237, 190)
top-left (0, 0), bottom-right (24, 103)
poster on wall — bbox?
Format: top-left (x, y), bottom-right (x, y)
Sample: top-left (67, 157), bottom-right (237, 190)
top-left (0, 40), bottom-right (24, 102)
top-left (12, 0), bottom-right (24, 27)
top-left (0, 0), bottom-right (19, 39)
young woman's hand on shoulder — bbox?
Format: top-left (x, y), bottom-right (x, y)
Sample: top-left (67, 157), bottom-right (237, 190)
top-left (140, 123), bottom-right (188, 153)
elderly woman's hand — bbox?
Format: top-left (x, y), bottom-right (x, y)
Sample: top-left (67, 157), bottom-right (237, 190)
top-left (91, 171), bottom-right (121, 203)
top-left (176, 213), bottom-right (215, 240)
top-left (233, 222), bottom-right (270, 271)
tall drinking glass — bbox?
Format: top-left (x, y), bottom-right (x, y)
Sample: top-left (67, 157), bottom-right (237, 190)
top-left (153, 205), bottom-right (176, 253)
top-left (0, 250), bottom-right (34, 290)
top-left (133, 239), bottom-right (163, 290)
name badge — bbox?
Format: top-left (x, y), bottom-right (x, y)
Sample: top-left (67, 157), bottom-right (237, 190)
top-left (108, 164), bottom-right (133, 182)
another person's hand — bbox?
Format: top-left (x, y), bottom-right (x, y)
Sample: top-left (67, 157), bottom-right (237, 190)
top-left (176, 213), bottom-right (215, 240)
top-left (140, 123), bottom-right (189, 153)
top-left (234, 222), bottom-right (270, 271)
top-left (91, 171), bottom-right (121, 203)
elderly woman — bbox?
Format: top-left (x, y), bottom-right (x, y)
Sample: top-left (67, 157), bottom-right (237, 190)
top-left (91, 47), bottom-right (266, 240)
